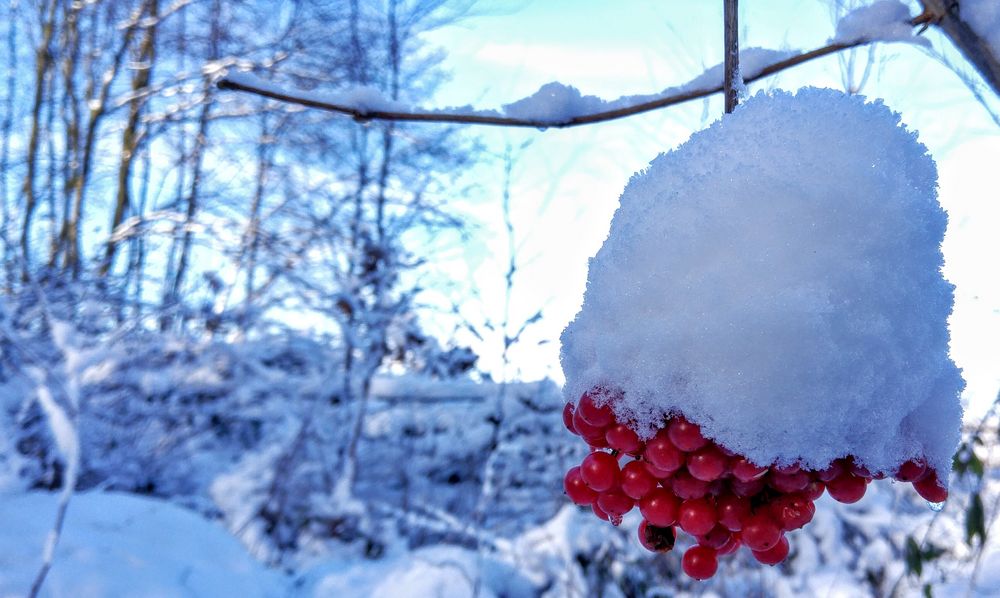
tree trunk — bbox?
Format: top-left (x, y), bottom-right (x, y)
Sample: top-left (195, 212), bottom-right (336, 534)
top-left (0, 0), bottom-right (19, 288)
top-left (103, 0), bottom-right (159, 276)
top-left (51, 0), bottom-right (82, 271)
top-left (241, 113), bottom-right (272, 323)
top-left (19, 0), bottom-right (58, 275)
top-left (163, 0), bottom-right (218, 327)
top-left (167, 84), bottom-right (212, 315)
top-left (58, 2), bottom-right (145, 277)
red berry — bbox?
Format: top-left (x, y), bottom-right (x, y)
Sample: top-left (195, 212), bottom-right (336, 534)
top-left (592, 502), bottom-right (610, 521)
top-left (775, 463), bottom-right (801, 475)
top-left (597, 490), bottom-right (635, 522)
top-left (771, 493), bottom-right (815, 531)
top-left (562, 403), bottom-right (577, 435)
top-left (752, 535), bottom-right (789, 566)
top-left (912, 470), bottom-right (948, 503)
top-left (638, 520), bottom-right (676, 553)
top-left (606, 424), bottom-right (642, 455)
top-left (644, 432), bottom-right (684, 473)
top-left (682, 545), bottom-right (718, 580)
top-left (581, 452), bottom-right (620, 492)
top-left (643, 460), bottom-right (674, 480)
top-left (826, 472), bottom-right (867, 504)
top-left (621, 460), bottom-right (657, 499)
top-left (697, 525), bottom-right (733, 549)
top-left (816, 459), bottom-right (846, 482)
top-left (573, 407), bottom-right (605, 439)
top-left (731, 457), bottom-right (768, 482)
top-left (741, 513), bottom-right (782, 551)
top-left (848, 458), bottom-right (873, 480)
top-left (717, 494), bottom-right (751, 531)
top-left (769, 469), bottom-right (810, 493)
top-left (730, 476), bottom-right (766, 498)
top-left (564, 466), bottom-right (598, 505)
top-left (688, 446), bottom-right (728, 482)
top-left (896, 458), bottom-right (928, 482)
top-left (717, 535), bottom-right (741, 555)
top-left (578, 391), bottom-right (615, 427)
top-left (679, 498), bottom-right (717, 536)
top-left (640, 488), bottom-right (680, 527)
top-left (802, 480), bottom-right (825, 501)
top-left (671, 470), bottom-right (710, 499)
top-left (668, 417), bottom-right (708, 452)
top-left (585, 434), bottom-right (611, 449)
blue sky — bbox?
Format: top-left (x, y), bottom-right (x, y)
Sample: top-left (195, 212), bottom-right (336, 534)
top-left (414, 0), bottom-right (1000, 416)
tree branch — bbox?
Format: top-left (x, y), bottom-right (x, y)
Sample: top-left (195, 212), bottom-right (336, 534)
top-left (920, 0), bottom-right (1000, 99)
top-left (217, 21), bottom-right (926, 129)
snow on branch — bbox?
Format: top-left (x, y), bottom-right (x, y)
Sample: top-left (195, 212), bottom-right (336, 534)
top-left (218, 10), bottom-right (927, 129)
top-left (832, 0), bottom-right (931, 46)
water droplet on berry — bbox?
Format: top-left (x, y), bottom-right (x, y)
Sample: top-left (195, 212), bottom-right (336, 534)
top-left (927, 501), bottom-right (944, 512)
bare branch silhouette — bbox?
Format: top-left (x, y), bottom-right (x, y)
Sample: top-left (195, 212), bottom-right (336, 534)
top-left (218, 22), bottom-right (929, 129)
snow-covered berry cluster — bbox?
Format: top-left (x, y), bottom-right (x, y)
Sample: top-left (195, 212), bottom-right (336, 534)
top-left (562, 388), bottom-right (948, 581)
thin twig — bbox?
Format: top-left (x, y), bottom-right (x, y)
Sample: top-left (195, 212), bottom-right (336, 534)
top-left (724, 0), bottom-right (740, 113)
top-left (217, 25), bottom-right (923, 129)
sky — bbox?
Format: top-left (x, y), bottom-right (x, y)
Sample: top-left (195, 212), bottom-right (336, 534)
top-left (413, 0), bottom-right (1000, 417)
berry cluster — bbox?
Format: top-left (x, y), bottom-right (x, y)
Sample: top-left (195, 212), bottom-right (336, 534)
top-left (562, 389), bottom-right (948, 581)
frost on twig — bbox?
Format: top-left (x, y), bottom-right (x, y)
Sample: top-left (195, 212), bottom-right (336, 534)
top-left (26, 381), bottom-right (79, 598)
top-left (24, 321), bottom-right (84, 598)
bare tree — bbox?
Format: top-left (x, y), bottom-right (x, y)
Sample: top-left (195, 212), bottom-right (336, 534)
top-left (19, 0), bottom-right (58, 276)
top-left (0, 1), bottom-right (19, 289)
top-left (102, 0), bottom-right (160, 276)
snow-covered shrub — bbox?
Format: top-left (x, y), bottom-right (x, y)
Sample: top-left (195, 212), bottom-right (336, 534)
top-left (0, 284), bottom-right (581, 564)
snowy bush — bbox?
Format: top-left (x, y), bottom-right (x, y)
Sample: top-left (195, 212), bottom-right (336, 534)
top-left (0, 284), bottom-right (580, 564)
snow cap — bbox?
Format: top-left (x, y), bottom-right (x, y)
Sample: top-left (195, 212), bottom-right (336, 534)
top-left (560, 87), bottom-right (964, 478)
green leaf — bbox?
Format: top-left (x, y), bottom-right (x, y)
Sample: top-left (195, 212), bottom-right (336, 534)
top-left (952, 444), bottom-right (985, 480)
top-left (923, 583), bottom-right (933, 598)
top-left (969, 453), bottom-right (985, 479)
top-left (966, 493), bottom-right (986, 546)
top-left (905, 537), bottom-right (923, 577)
top-left (922, 543), bottom-right (947, 561)
top-left (952, 443), bottom-right (969, 475)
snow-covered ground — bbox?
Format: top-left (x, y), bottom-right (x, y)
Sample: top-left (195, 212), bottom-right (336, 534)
top-left (3, 481), bottom-right (999, 597)
top-left (0, 492), bottom-right (288, 598)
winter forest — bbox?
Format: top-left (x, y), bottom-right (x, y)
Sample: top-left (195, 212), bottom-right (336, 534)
top-left (0, 0), bottom-right (999, 596)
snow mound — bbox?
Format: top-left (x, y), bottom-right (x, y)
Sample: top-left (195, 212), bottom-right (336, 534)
top-left (0, 492), bottom-right (288, 598)
top-left (298, 545), bottom-right (534, 598)
top-left (559, 87), bottom-right (963, 478)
